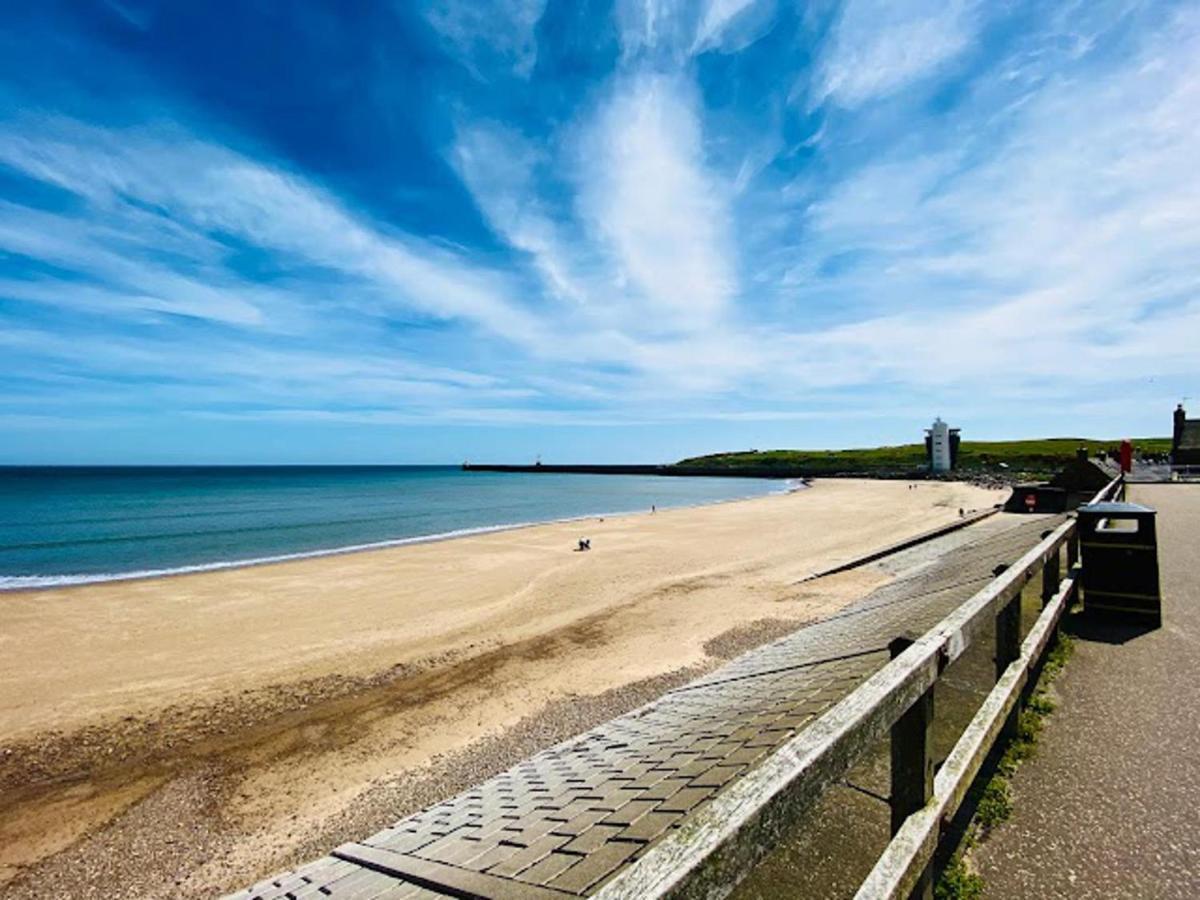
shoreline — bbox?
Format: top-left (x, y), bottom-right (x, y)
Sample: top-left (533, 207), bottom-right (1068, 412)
top-left (0, 479), bottom-right (801, 592)
top-left (0, 478), bottom-right (1005, 898)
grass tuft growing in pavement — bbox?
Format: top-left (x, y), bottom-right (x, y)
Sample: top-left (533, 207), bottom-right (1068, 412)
top-left (935, 630), bottom-right (1075, 897)
top-left (1026, 692), bottom-right (1056, 717)
top-left (935, 854), bottom-right (985, 900)
top-left (975, 777), bottom-right (1014, 829)
top-left (1042, 632), bottom-right (1075, 679)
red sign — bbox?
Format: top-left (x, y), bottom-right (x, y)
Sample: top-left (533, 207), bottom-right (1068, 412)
top-left (1119, 439), bottom-right (1133, 474)
top-left (1025, 493), bottom-right (1037, 511)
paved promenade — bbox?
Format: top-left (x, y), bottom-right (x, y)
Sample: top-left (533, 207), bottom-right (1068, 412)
top-left (976, 486), bottom-right (1200, 898)
top-left (228, 514), bottom-right (1057, 900)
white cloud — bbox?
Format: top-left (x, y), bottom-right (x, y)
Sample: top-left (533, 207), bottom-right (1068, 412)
top-left (1, 113), bottom-right (760, 425)
top-left (449, 6), bottom-right (1200, 409)
top-left (424, 0), bottom-right (547, 78)
top-left (451, 122), bottom-right (594, 306)
top-left (578, 74), bottom-right (736, 328)
top-left (0, 277), bottom-right (265, 327)
top-left (813, 0), bottom-right (978, 107)
top-left (450, 81), bottom-right (748, 382)
top-left (691, 0), bottom-right (773, 54)
top-left (0, 317), bottom-right (543, 424)
top-left (0, 119), bottom-right (553, 344)
top-left (614, 0), bottom-right (675, 57)
top-left (615, 0), bottom-right (773, 58)
top-left (770, 8), bottom-right (1200, 396)
top-left (4, 5), bottom-right (1199, 440)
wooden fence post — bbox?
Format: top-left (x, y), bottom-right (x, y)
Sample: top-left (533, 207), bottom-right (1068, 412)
top-left (996, 589), bottom-right (1021, 742)
top-left (1041, 550), bottom-right (1061, 608)
top-left (888, 636), bottom-right (935, 900)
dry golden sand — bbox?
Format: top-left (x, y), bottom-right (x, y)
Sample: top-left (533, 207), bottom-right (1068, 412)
top-left (0, 478), bottom-right (1003, 899)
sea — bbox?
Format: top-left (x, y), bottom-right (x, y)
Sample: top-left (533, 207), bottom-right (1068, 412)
top-left (0, 466), bottom-right (787, 589)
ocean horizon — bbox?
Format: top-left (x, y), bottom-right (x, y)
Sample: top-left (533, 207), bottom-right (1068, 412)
top-left (0, 466), bottom-right (788, 590)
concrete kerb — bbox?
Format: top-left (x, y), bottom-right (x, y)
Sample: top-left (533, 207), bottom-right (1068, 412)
top-left (796, 508), bottom-right (1000, 584)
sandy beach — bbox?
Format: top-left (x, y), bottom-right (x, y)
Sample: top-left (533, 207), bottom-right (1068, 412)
top-left (0, 478), bottom-right (1002, 899)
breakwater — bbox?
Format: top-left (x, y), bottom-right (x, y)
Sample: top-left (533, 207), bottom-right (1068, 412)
top-left (461, 463), bottom-right (808, 479)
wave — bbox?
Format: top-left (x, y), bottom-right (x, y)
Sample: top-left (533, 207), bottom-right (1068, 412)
top-left (0, 505), bottom-right (494, 552)
top-left (0, 480), bottom-right (803, 591)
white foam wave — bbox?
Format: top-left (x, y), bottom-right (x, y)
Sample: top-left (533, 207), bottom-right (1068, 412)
top-left (0, 480), bottom-right (802, 591)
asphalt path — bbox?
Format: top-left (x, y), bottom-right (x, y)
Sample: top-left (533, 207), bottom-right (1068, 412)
top-left (975, 485), bottom-right (1200, 899)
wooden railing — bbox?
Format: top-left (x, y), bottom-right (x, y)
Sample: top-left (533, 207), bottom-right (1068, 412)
top-left (596, 476), bottom-right (1122, 900)
top-left (1089, 474), bottom-right (1125, 504)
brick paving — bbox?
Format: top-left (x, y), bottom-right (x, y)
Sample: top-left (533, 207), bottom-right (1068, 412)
top-left (227, 513), bottom-right (1058, 900)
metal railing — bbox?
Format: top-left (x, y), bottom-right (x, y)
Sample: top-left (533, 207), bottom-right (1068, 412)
top-left (596, 477), bottom-right (1121, 900)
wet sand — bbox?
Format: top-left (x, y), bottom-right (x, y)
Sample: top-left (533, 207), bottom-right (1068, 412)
top-left (0, 478), bottom-right (1002, 899)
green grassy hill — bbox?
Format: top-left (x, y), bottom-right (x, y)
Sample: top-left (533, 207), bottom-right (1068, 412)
top-left (673, 437), bottom-right (1172, 478)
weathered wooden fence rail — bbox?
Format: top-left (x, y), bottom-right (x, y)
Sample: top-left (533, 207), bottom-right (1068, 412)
top-left (595, 475), bottom-right (1123, 900)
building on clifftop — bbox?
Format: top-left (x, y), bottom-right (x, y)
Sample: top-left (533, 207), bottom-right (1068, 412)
top-left (1172, 403), bottom-right (1200, 465)
top-left (924, 417), bottom-right (961, 472)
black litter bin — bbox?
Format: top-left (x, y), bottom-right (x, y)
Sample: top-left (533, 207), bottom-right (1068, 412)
top-left (1077, 501), bottom-right (1161, 625)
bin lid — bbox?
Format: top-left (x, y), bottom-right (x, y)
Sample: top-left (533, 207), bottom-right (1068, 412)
top-left (1079, 501), bottom-right (1155, 515)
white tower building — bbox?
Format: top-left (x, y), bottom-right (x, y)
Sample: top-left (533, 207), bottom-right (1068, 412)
top-left (928, 417), bottom-right (952, 472)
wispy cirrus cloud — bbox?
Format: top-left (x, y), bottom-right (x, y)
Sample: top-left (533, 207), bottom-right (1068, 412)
top-left (579, 73), bottom-right (736, 328)
top-left (692, 0), bottom-right (772, 54)
top-left (452, 76), bottom-right (740, 351)
top-left (1, 0), bottom-right (1198, 462)
top-left (761, 5), bottom-right (1200, 393)
top-left (0, 119), bottom-right (551, 342)
top-left (614, 0), bottom-right (773, 58)
top-left (451, 121), bottom-right (595, 307)
top-left (812, 0), bottom-right (980, 107)
top-left (424, 0), bottom-right (547, 78)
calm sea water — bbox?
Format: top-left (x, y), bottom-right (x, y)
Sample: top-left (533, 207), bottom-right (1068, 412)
top-left (0, 466), bottom-right (785, 589)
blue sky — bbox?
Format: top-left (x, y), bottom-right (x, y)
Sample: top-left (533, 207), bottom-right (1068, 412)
top-left (1, 0), bottom-right (1197, 464)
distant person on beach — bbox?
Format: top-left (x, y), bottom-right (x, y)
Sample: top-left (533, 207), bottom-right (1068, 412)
top-left (651, 505), bottom-right (656, 514)
top-left (577, 538), bottom-right (590, 551)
